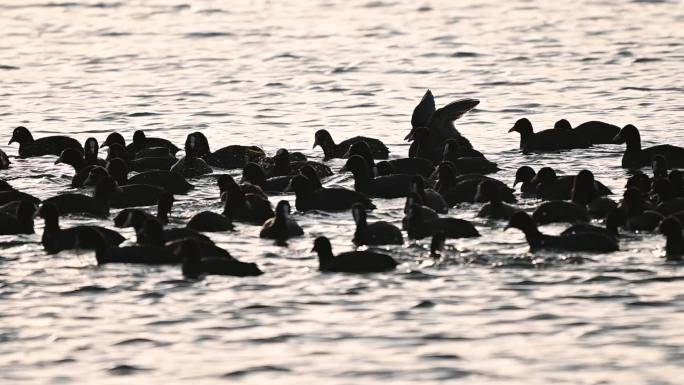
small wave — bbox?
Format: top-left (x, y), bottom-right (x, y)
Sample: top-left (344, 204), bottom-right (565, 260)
top-left (127, 112), bottom-right (160, 117)
top-left (223, 365), bottom-right (291, 378)
top-left (0, 65), bottom-right (19, 70)
top-left (107, 364), bottom-right (151, 375)
top-left (184, 32), bottom-right (234, 39)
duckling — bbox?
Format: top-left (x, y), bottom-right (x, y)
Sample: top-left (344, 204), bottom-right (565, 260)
top-left (187, 132), bottom-right (265, 169)
top-left (659, 216), bottom-right (684, 260)
top-left (313, 129), bottom-right (389, 161)
top-left (9, 126), bottom-right (83, 158)
top-left (476, 180), bottom-right (519, 220)
top-left (311, 236), bottom-right (397, 273)
top-left (0, 200), bottom-right (35, 235)
top-left (288, 175), bottom-right (375, 212)
top-left (351, 203), bottom-right (402, 246)
top-left (509, 118), bottom-right (591, 153)
top-left (554, 119), bottom-right (620, 145)
top-left (506, 211), bottom-right (618, 252)
top-left (404, 203), bottom-right (479, 240)
top-left (36, 202), bottom-right (124, 254)
top-left (260, 200), bottom-right (304, 241)
top-left (613, 124), bottom-right (684, 168)
top-left (172, 238), bottom-right (263, 278)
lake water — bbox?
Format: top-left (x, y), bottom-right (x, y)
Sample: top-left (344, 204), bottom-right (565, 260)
top-left (2, 0), bottom-right (684, 384)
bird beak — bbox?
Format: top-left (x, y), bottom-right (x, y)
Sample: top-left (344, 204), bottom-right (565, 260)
top-left (507, 127), bottom-right (516, 133)
top-left (310, 246), bottom-right (316, 252)
top-left (612, 133), bottom-right (624, 144)
top-left (312, 138), bottom-right (320, 149)
top-left (8, 136), bottom-right (16, 145)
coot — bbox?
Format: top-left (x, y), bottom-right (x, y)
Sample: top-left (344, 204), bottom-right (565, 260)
top-left (9, 126), bottom-right (83, 158)
top-left (312, 236), bottom-right (397, 273)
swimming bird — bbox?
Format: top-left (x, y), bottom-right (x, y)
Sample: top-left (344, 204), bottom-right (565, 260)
top-left (659, 216), bottom-right (684, 260)
top-left (442, 140), bottom-right (498, 174)
top-left (532, 201), bottom-right (588, 225)
top-left (92, 159), bottom-right (171, 208)
top-left (505, 211), bottom-right (618, 252)
top-left (76, 222), bottom-right (180, 265)
top-left (264, 148), bottom-right (332, 178)
top-left (113, 191), bottom-right (174, 227)
top-left (404, 203), bottom-right (479, 240)
top-left (221, 173), bottom-right (274, 224)
top-left (410, 176), bottom-right (448, 213)
top-left (260, 200), bottom-right (303, 241)
top-left (509, 118), bottom-right (591, 153)
top-left (170, 137), bottom-right (213, 177)
top-left (120, 210), bottom-right (213, 244)
top-left (0, 200), bottom-right (35, 235)
top-left (345, 140), bottom-right (435, 178)
top-left (476, 180), bottom-right (520, 220)
top-left (619, 187), bottom-right (663, 232)
top-left (311, 236), bottom-right (398, 273)
top-left (106, 143), bottom-right (176, 172)
top-left (560, 208), bottom-right (627, 240)
top-left (102, 131), bottom-right (180, 158)
top-left (313, 129), bottom-right (389, 161)
top-left (402, 193), bottom-right (439, 230)
top-left (351, 203), bottom-right (403, 246)
top-left (0, 149), bottom-right (10, 169)
top-left (44, 176), bottom-right (119, 218)
top-left (83, 137), bottom-right (107, 166)
top-left (613, 124), bottom-right (684, 168)
top-left (217, 174), bottom-right (267, 200)
top-left (342, 155), bottom-right (416, 199)
top-left (55, 148), bottom-right (100, 188)
top-left (287, 174), bottom-right (375, 212)
top-left (8, 126), bottom-right (83, 158)
top-left (172, 238), bottom-right (263, 278)
top-left (554, 119), bottom-right (620, 145)
top-left (242, 162), bottom-right (292, 193)
top-left (36, 202), bottom-right (124, 254)
top-left (187, 132), bottom-right (265, 169)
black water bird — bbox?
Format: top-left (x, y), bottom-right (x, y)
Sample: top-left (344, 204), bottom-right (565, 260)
top-left (287, 175), bottom-right (375, 212)
top-left (187, 132), bottom-right (265, 169)
top-left (410, 176), bottom-right (447, 213)
top-left (476, 180), bottom-right (519, 220)
top-left (113, 191), bottom-right (174, 227)
top-left (44, 176), bottom-right (119, 218)
top-left (93, 159), bottom-right (171, 208)
top-left (9, 126), bottom-right (83, 158)
top-left (554, 119), bottom-right (620, 145)
top-left (265, 148), bottom-right (332, 178)
top-left (313, 129), bottom-right (389, 161)
top-left (260, 200), bottom-right (303, 241)
top-left (0, 200), bottom-right (35, 235)
top-left (242, 162), bottom-right (292, 193)
top-left (561, 208), bottom-right (627, 240)
top-left (170, 137), bottom-right (213, 177)
top-left (83, 137), bottom-right (107, 166)
top-left (36, 202), bottom-right (124, 254)
top-left (0, 149), bottom-right (10, 169)
top-left (613, 124), bottom-right (684, 168)
top-left (532, 201), bottom-right (588, 225)
top-left (217, 174), bottom-right (267, 200)
top-left (404, 203), bottom-right (479, 240)
top-left (351, 203), bottom-right (403, 246)
top-left (505, 211), bottom-right (618, 252)
top-left (509, 118), bottom-right (590, 153)
top-left (172, 238), bottom-right (263, 278)
top-left (55, 148), bottom-right (99, 188)
top-left (221, 173), bottom-right (273, 224)
top-left (619, 188), bottom-right (663, 232)
top-left (659, 216), bottom-right (684, 260)
top-left (342, 155), bottom-right (415, 199)
top-left (102, 131), bottom-right (180, 158)
top-left (312, 236), bottom-right (397, 273)
top-left (407, 89), bottom-right (479, 150)
top-left (345, 140), bottom-right (435, 178)
top-left (402, 193), bottom-right (439, 230)
top-left (121, 210), bottom-right (213, 244)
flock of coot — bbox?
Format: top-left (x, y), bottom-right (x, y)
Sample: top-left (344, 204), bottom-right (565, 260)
top-left (2, 89), bottom-right (684, 277)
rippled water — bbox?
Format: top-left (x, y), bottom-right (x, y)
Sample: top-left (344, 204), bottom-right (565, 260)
top-left (2, 0), bottom-right (684, 383)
